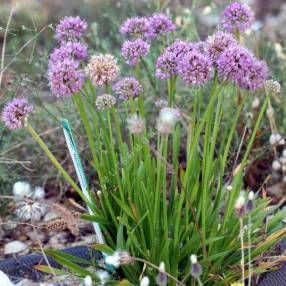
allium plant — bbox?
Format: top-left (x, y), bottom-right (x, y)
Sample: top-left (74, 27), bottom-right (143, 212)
top-left (2, 5), bottom-right (286, 286)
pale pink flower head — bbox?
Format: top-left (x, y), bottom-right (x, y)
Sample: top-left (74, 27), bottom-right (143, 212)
top-left (86, 54), bottom-right (120, 87)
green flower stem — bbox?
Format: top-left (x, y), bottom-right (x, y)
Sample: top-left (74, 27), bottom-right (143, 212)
top-left (73, 92), bottom-right (100, 171)
top-left (248, 213), bottom-right (252, 286)
top-left (26, 124), bottom-right (82, 198)
top-left (240, 218), bottom-right (245, 283)
top-left (222, 93), bottom-right (270, 230)
top-left (136, 62), bottom-right (145, 117)
top-left (106, 109), bottom-right (124, 199)
top-left (197, 277), bottom-right (203, 286)
top-left (168, 75), bottom-right (177, 107)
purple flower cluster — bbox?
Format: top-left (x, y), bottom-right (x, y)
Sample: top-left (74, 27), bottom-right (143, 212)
top-left (55, 16), bottom-right (87, 42)
top-left (48, 16), bottom-right (87, 97)
top-left (1, 98), bottom-right (33, 130)
top-left (49, 41), bottom-right (88, 63)
top-left (239, 59), bottom-right (268, 91)
top-left (178, 51), bottom-right (213, 85)
top-left (48, 59), bottom-right (85, 97)
top-left (217, 45), bottom-right (268, 90)
top-left (205, 31), bottom-right (237, 64)
top-left (147, 13), bottom-right (176, 38)
top-left (120, 17), bottom-right (151, 38)
top-left (121, 39), bottom-right (150, 65)
top-left (156, 40), bottom-right (195, 79)
top-left (120, 13), bottom-right (176, 39)
top-left (113, 77), bottom-right (142, 100)
top-left (221, 2), bottom-right (254, 33)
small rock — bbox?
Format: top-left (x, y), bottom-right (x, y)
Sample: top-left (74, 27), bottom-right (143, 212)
top-left (4, 240), bottom-right (28, 255)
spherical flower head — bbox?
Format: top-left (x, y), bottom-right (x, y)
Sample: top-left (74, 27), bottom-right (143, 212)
top-left (190, 254), bottom-right (203, 278)
top-left (127, 114), bottom-right (145, 135)
top-left (86, 54), bottom-right (120, 87)
top-left (239, 59), bottom-right (268, 91)
top-left (95, 94), bottom-right (116, 110)
top-left (146, 13), bottom-right (176, 38)
top-left (113, 77), bottom-right (142, 100)
top-left (84, 276), bottom-right (92, 286)
top-left (140, 276), bottom-right (150, 286)
top-left (16, 201), bottom-right (44, 221)
top-left (1, 98), bottom-right (33, 130)
top-left (156, 262), bottom-right (167, 286)
top-left (55, 16), bottom-right (87, 42)
top-left (121, 39), bottom-right (150, 65)
top-left (48, 58), bottom-right (85, 97)
top-left (234, 195), bottom-right (246, 217)
top-left (158, 107), bottom-right (181, 135)
top-left (265, 80), bottom-right (281, 95)
top-left (104, 251), bottom-right (132, 268)
top-left (246, 191), bottom-right (255, 212)
top-left (205, 31), bottom-right (237, 64)
top-left (49, 41), bottom-right (88, 64)
top-left (178, 51), bottom-right (213, 85)
top-left (217, 45), bottom-right (254, 85)
top-left (120, 16), bottom-right (151, 38)
top-left (156, 40), bottom-right (195, 79)
top-left (221, 2), bottom-right (254, 33)
top-left (13, 181), bottom-right (32, 198)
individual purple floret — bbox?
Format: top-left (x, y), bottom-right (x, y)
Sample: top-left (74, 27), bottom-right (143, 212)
top-left (217, 45), bottom-right (254, 86)
top-left (120, 16), bottom-right (152, 38)
top-left (239, 59), bottom-right (268, 91)
top-left (1, 98), bottom-right (33, 130)
top-left (55, 16), bottom-right (87, 42)
top-left (178, 51), bottom-right (213, 85)
top-left (221, 2), bottom-right (254, 33)
top-left (113, 77), bottom-right (143, 100)
top-left (146, 13), bottom-right (176, 38)
top-left (48, 58), bottom-right (85, 97)
top-left (121, 39), bottom-right (150, 65)
top-left (205, 31), bottom-right (237, 64)
top-left (49, 41), bottom-right (88, 64)
top-left (156, 40), bottom-right (195, 79)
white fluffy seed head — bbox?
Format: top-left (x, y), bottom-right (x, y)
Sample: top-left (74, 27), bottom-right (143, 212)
top-left (140, 276), bottom-right (150, 286)
top-left (234, 195), bottom-right (246, 215)
top-left (282, 165), bottom-right (286, 172)
top-left (84, 275), bottom-right (93, 286)
top-left (252, 97), bottom-right (260, 109)
top-left (280, 157), bottom-right (286, 165)
top-left (269, 134), bottom-right (277, 145)
top-left (159, 261), bottom-right (166, 272)
top-left (127, 114), bottom-right (145, 135)
top-left (157, 108), bottom-right (180, 135)
top-left (283, 149), bottom-right (286, 158)
top-left (190, 254), bottom-right (198, 264)
top-left (272, 160), bottom-right (281, 171)
top-left (33, 186), bottom-right (45, 200)
top-left (226, 185), bottom-right (233, 191)
top-left (13, 181), bottom-right (32, 199)
top-left (105, 252), bottom-right (121, 267)
top-left (248, 191), bottom-right (255, 201)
